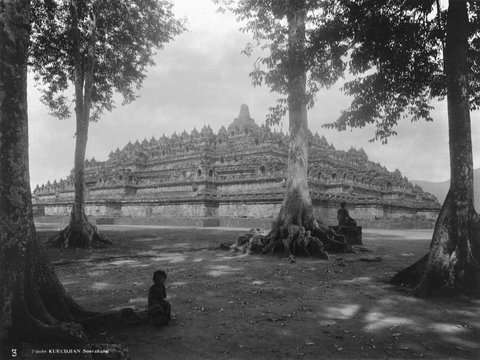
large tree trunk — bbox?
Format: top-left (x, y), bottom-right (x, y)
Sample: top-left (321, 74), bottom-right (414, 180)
top-left (0, 0), bottom-right (89, 346)
top-left (0, 2), bottom-right (142, 352)
top-left (392, 0), bottom-right (480, 296)
top-left (259, 3), bottom-right (353, 259)
top-left (49, 0), bottom-right (109, 249)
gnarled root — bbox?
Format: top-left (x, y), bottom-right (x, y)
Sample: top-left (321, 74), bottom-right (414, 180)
top-left (391, 192), bottom-right (480, 297)
top-left (48, 218), bottom-right (111, 249)
top-left (231, 221), bottom-right (354, 260)
top-left (390, 253), bottom-right (429, 289)
top-left (311, 223), bottom-right (355, 254)
top-left (276, 224), bottom-right (329, 259)
top-left (79, 308), bottom-right (148, 331)
top-left (7, 239), bottom-right (143, 352)
top-left (230, 229), bottom-right (270, 254)
top-left (9, 282), bottom-right (141, 359)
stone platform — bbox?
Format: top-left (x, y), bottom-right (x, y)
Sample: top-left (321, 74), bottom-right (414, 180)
top-left (329, 225), bottom-right (363, 245)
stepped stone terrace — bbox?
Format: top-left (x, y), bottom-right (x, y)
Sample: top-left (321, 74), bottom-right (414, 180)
top-left (33, 105), bottom-right (440, 229)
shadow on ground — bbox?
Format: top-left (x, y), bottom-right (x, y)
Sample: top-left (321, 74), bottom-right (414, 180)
top-left (37, 225), bottom-right (480, 360)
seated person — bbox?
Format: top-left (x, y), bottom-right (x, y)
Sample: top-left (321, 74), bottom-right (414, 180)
top-left (148, 270), bottom-right (171, 325)
top-left (337, 201), bottom-right (357, 227)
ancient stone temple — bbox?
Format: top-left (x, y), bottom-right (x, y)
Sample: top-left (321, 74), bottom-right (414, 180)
top-left (33, 105), bottom-right (440, 229)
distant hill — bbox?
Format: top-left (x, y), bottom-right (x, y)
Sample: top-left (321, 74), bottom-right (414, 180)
top-left (412, 168), bottom-right (480, 210)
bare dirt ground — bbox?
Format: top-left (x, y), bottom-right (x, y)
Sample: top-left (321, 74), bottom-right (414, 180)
top-left (37, 224), bottom-right (480, 360)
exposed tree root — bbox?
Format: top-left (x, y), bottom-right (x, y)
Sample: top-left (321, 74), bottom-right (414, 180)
top-left (79, 308), bottom-right (148, 331)
top-left (391, 192), bottom-right (480, 297)
top-left (10, 292), bottom-right (146, 357)
top-left (390, 253), bottom-right (429, 289)
top-left (311, 223), bottom-right (355, 254)
top-left (9, 280), bottom-right (146, 359)
top-left (48, 217), bottom-right (111, 249)
top-left (231, 219), bottom-right (354, 260)
top-left (4, 232), bottom-right (146, 360)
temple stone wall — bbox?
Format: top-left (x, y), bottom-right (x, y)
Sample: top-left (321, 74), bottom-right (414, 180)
top-left (33, 105), bottom-right (441, 229)
top-left (136, 184), bottom-right (196, 194)
top-left (45, 205), bottom-right (71, 216)
top-left (415, 210), bottom-right (438, 221)
top-left (40, 194), bottom-right (58, 202)
top-left (38, 200), bottom-right (438, 230)
top-left (57, 192), bottom-right (74, 200)
top-left (86, 204), bottom-right (118, 217)
top-left (219, 202), bottom-right (280, 219)
top-left (90, 188), bottom-right (125, 198)
top-left (313, 203), bottom-right (438, 226)
top-left (217, 180), bottom-right (280, 192)
top-left (121, 203), bottom-right (207, 218)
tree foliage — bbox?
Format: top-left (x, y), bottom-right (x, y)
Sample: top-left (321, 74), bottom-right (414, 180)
top-left (221, 0), bottom-right (480, 292)
top-left (323, 0), bottom-right (480, 296)
top-left (223, 0), bottom-right (480, 142)
top-left (29, 0), bottom-right (184, 121)
top-left (217, 0), bottom-right (349, 126)
top-left (322, 0), bottom-right (480, 142)
top-left (30, 0), bottom-right (184, 249)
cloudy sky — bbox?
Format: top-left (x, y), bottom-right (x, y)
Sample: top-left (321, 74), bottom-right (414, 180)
top-left (28, 0), bottom-right (480, 188)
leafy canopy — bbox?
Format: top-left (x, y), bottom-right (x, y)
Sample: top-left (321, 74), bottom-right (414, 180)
top-left (323, 0), bottom-right (480, 142)
top-left (29, 0), bottom-right (184, 121)
top-left (216, 0), bottom-right (350, 125)
top-left (220, 0), bottom-right (480, 142)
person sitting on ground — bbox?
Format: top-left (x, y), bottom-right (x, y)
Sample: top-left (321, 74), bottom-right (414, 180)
top-left (337, 201), bottom-right (357, 227)
top-left (148, 270), bottom-right (171, 326)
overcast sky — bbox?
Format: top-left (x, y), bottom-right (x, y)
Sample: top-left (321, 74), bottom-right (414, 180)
top-left (28, 0), bottom-right (480, 188)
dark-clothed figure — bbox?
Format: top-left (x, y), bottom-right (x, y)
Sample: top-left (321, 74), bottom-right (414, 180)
top-left (148, 270), bottom-right (171, 325)
top-left (337, 201), bottom-right (357, 227)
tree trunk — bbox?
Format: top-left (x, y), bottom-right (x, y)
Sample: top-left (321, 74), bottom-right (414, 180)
top-left (0, 3), bottom-right (143, 351)
top-left (259, 3), bottom-right (353, 258)
top-left (391, 0), bottom-right (480, 296)
top-left (276, 3), bottom-right (316, 237)
top-left (0, 0), bottom-right (88, 346)
top-left (49, 0), bottom-right (110, 249)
